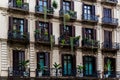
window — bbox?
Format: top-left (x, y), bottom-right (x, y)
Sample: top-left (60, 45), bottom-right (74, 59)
top-left (9, 17), bottom-right (28, 33)
top-left (35, 21), bottom-right (52, 41)
top-left (104, 57), bottom-right (116, 77)
top-left (62, 54), bottom-right (76, 76)
top-left (37, 52), bottom-right (50, 76)
top-left (63, 1), bottom-right (71, 11)
top-left (82, 28), bottom-right (96, 40)
top-left (83, 56), bottom-right (96, 76)
top-left (39, 0), bottom-right (48, 12)
top-left (82, 4), bottom-right (95, 20)
top-left (103, 8), bottom-right (112, 18)
top-left (13, 50), bottom-right (25, 71)
top-left (60, 25), bottom-right (75, 37)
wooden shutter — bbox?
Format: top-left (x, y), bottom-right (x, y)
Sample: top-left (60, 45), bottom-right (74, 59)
top-left (45, 52), bottom-right (50, 69)
top-left (49, 22), bottom-right (52, 35)
top-left (72, 54), bottom-right (76, 76)
top-left (82, 3), bottom-right (84, 15)
top-left (60, 0), bottom-right (63, 10)
top-left (94, 29), bottom-right (96, 40)
top-left (92, 5), bottom-right (95, 15)
top-left (109, 31), bottom-right (112, 42)
top-left (72, 26), bottom-right (75, 37)
top-left (36, 0), bottom-right (39, 6)
top-left (60, 24), bottom-right (64, 36)
top-left (82, 28), bottom-right (85, 39)
top-left (71, 1), bottom-right (74, 11)
top-left (35, 20), bottom-right (39, 29)
top-left (48, 0), bottom-right (51, 8)
top-left (104, 30), bottom-right (108, 42)
top-left (92, 57), bottom-right (96, 73)
top-left (9, 17), bottom-right (13, 31)
top-left (24, 19), bottom-right (28, 32)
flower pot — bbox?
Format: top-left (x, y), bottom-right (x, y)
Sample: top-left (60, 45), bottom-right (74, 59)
top-left (79, 73), bottom-right (83, 77)
top-left (38, 71), bottom-right (42, 77)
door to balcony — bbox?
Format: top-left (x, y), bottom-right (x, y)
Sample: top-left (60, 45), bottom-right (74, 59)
top-left (62, 54), bottom-right (76, 76)
top-left (37, 52), bottom-right (50, 76)
top-left (13, 50), bottom-right (25, 76)
top-left (83, 56), bottom-right (96, 77)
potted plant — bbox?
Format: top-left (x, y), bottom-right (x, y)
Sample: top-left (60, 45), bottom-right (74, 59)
top-left (64, 13), bottom-right (70, 21)
top-left (53, 62), bottom-right (61, 76)
top-left (37, 63), bottom-right (47, 77)
top-left (19, 60), bottom-right (29, 77)
top-left (52, 0), bottom-right (58, 9)
top-left (104, 60), bottom-right (111, 78)
top-left (16, 0), bottom-right (22, 8)
top-left (77, 64), bottom-right (84, 77)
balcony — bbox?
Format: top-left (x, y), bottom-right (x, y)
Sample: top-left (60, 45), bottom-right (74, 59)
top-left (8, 0), bottom-right (29, 14)
top-left (35, 6), bottom-right (54, 17)
top-left (102, 42), bottom-right (119, 51)
top-left (82, 38), bottom-right (100, 49)
top-left (8, 31), bottom-right (29, 45)
top-left (59, 9), bottom-right (77, 21)
top-left (58, 36), bottom-right (79, 47)
top-left (82, 0), bottom-right (97, 2)
top-left (101, 0), bottom-right (118, 6)
top-left (8, 67), bottom-right (30, 77)
top-left (35, 33), bottom-right (55, 46)
top-left (81, 14), bottom-right (98, 25)
top-left (102, 17), bottom-right (118, 27)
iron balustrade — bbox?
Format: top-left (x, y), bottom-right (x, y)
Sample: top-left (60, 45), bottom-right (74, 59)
top-left (8, 31), bottom-right (29, 42)
top-left (59, 9), bottom-right (77, 19)
top-left (8, 0), bottom-right (29, 11)
top-left (35, 6), bottom-right (54, 14)
top-left (8, 67), bottom-right (30, 77)
top-left (105, 0), bottom-right (118, 3)
top-left (35, 33), bottom-right (55, 43)
top-left (58, 36), bottom-right (79, 47)
top-left (82, 13), bottom-right (98, 22)
top-left (102, 42), bottom-right (119, 50)
top-left (102, 17), bottom-right (118, 26)
top-left (82, 38), bottom-right (100, 48)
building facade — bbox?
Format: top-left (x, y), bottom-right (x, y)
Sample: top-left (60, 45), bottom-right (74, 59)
top-left (0, 0), bottom-right (120, 79)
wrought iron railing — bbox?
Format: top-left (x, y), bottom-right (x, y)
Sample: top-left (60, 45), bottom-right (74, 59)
top-left (104, 0), bottom-right (118, 3)
top-left (35, 6), bottom-right (54, 14)
top-left (82, 38), bottom-right (100, 48)
top-left (102, 42), bottom-right (119, 50)
top-left (82, 13), bottom-right (98, 22)
top-left (8, 31), bottom-right (29, 42)
top-left (8, 0), bottom-right (29, 11)
top-left (8, 67), bottom-right (30, 77)
top-left (35, 33), bottom-right (55, 44)
top-left (58, 36), bottom-right (79, 46)
top-left (102, 17), bottom-right (118, 26)
top-left (59, 9), bottom-right (77, 19)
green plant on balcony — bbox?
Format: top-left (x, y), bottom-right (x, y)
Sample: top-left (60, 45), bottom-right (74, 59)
top-left (16, 0), bottom-right (22, 8)
top-left (53, 62), bottom-right (61, 76)
top-left (34, 29), bottom-right (40, 34)
top-left (68, 10), bottom-right (75, 17)
top-left (52, 0), bottom-right (58, 9)
top-left (77, 64), bottom-right (84, 77)
top-left (12, 29), bottom-right (20, 33)
top-left (64, 13), bottom-right (70, 22)
top-left (37, 63), bottom-right (47, 77)
top-left (61, 38), bottom-right (65, 45)
top-left (23, 34), bottom-right (28, 39)
top-left (19, 60), bottom-right (29, 76)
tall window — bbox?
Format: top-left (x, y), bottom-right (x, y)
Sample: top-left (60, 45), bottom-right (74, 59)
top-left (63, 1), bottom-right (71, 11)
top-left (103, 8), bottom-right (112, 18)
top-left (37, 52), bottom-right (50, 76)
top-left (62, 54), bottom-right (75, 76)
top-left (82, 28), bottom-right (96, 40)
top-left (35, 21), bottom-right (52, 41)
top-left (38, 0), bottom-right (48, 12)
top-left (104, 57), bottom-right (116, 77)
top-left (83, 4), bottom-right (95, 20)
top-left (83, 56), bottom-right (96, 76)
top-left (104, 30), bottom-right (112, 48)
top-left (13, 50), bottom-right (25, 71)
